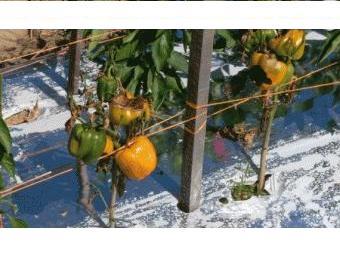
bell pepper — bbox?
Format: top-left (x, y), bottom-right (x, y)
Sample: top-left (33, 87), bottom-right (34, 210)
top-left (109, 93), bottom-right (152, 126)
top-left (251, 52), bottom-right (295, 92)
top-left (269, 29), bottom-right (305, 60)
top-left (97, 74), bottom-right (118, 102)
top-left (68, 124), bottom-right (107, 164)
top-left (115, 136), bottom-right (157, 180)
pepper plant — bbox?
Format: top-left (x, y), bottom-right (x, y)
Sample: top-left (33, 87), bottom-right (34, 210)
top-left (86, 29), bottom-right (190, 111)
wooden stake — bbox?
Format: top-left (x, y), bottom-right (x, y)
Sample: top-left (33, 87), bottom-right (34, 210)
top-left (257, 96), bottom-right (278, 193)
top-left (178, 30), bottom-right (214, 213)
top-left (67, 29), bottom-right (81, 95)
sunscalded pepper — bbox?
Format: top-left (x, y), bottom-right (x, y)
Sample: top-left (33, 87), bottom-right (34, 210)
top-left (97, 74), bottom-right (119, 102)
top-left (251, 52), bottom-right (295, 92)
top-left (68, 124), bottom-right (107, 164)
top-left (109, 92), bottom-right (152, 126)
top-left (269, 30), bottom-right (305, 60)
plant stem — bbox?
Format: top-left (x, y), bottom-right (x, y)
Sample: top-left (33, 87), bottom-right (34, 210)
top-left (77, 160), bottom-right (107, 228)
top-left (108, 162), bottom-right (118, 227)
top-left (0, 213), bottom-right (3, 228)
top-left (257, 97), bottom-right (278, 194)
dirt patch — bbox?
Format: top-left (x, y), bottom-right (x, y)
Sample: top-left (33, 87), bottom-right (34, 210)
top-left (0, 29), bottom-right (66, 66)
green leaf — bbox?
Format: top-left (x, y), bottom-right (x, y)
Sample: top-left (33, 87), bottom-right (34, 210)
top-left (167, 51), bottom-right (188, 73)
top-left (318, 30), bottom-right (340, 63)
top-left (114, 64), bottom-right (134, 83)
top-left (152, 74), bottom-right (166, 109)
top-left (292, 97), bottom-right (314, 112)
top-left (122, 30), bottom-right (139, 44)
top-left (0, 117), bottom-right (12, 154)
top-left (115, 39), bottom-right (139, 61)
top-left (165, 75), bottom-right (181, 93)
top-left (216, 30), bottom-right (236, 49)
top-left (151, 30), bottom-right (173, 72)
top-left (126, 66), bottom-right (144, 94)
top-left (87, 30), bottom-right (104, 53)
top-left (7, 215), bottom-right (28, 228)
top-left (126, 79), bottom-right (138, 94)
top-left (134, 65), bottom-right (144, 80)
top-left (0, 151), bottom-right (15, 178)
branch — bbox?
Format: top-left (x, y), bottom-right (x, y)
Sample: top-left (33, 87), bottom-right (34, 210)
top-left (77, 160), bottom-right (107, 228)
top-left (108, 163), bottom-right (118, 228)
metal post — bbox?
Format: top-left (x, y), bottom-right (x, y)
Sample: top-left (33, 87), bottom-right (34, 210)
top-left (67, 29), bottom-right (81, 95)
top-left (178, 30), bottom-right (214, 213)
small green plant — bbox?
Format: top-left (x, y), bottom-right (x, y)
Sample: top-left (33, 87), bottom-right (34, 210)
top-left (231, 164), bottom-right (255, 201)
top-left (230, 163), bottom-right (270, 201)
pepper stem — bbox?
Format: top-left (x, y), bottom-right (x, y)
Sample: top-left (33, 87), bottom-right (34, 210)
top-left (257, 93), bottom-right (278, 194)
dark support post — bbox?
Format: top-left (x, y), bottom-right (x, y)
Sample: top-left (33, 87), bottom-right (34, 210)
top-left (67, 29), bottom-right (81, 95)
top-left (178, 30), bottom-right (214, 213)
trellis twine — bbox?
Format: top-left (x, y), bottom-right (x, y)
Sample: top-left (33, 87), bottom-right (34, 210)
top-left (0, 60), bottom-right (339, 198)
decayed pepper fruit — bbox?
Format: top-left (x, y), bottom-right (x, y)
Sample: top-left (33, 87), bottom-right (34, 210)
top-left (68, 124), bottom-right (108, 164)
top-left (97, 74), bottom-right (119, 102)
top-left (251, 52), bottom-right (295, 92)
top-left (269, 29), bottom-right (305, 60)
top-left (115, 135), bottom-right (157, 180)
top-left (109, 92), bottom-right (152, 126)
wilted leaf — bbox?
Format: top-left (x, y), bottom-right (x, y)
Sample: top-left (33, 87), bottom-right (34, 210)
top-left (318, 30), bottom-right (340, 63)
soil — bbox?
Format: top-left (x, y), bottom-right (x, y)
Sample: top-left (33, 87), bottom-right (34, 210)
top-left (0, 29), bottom-right (66, 65)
